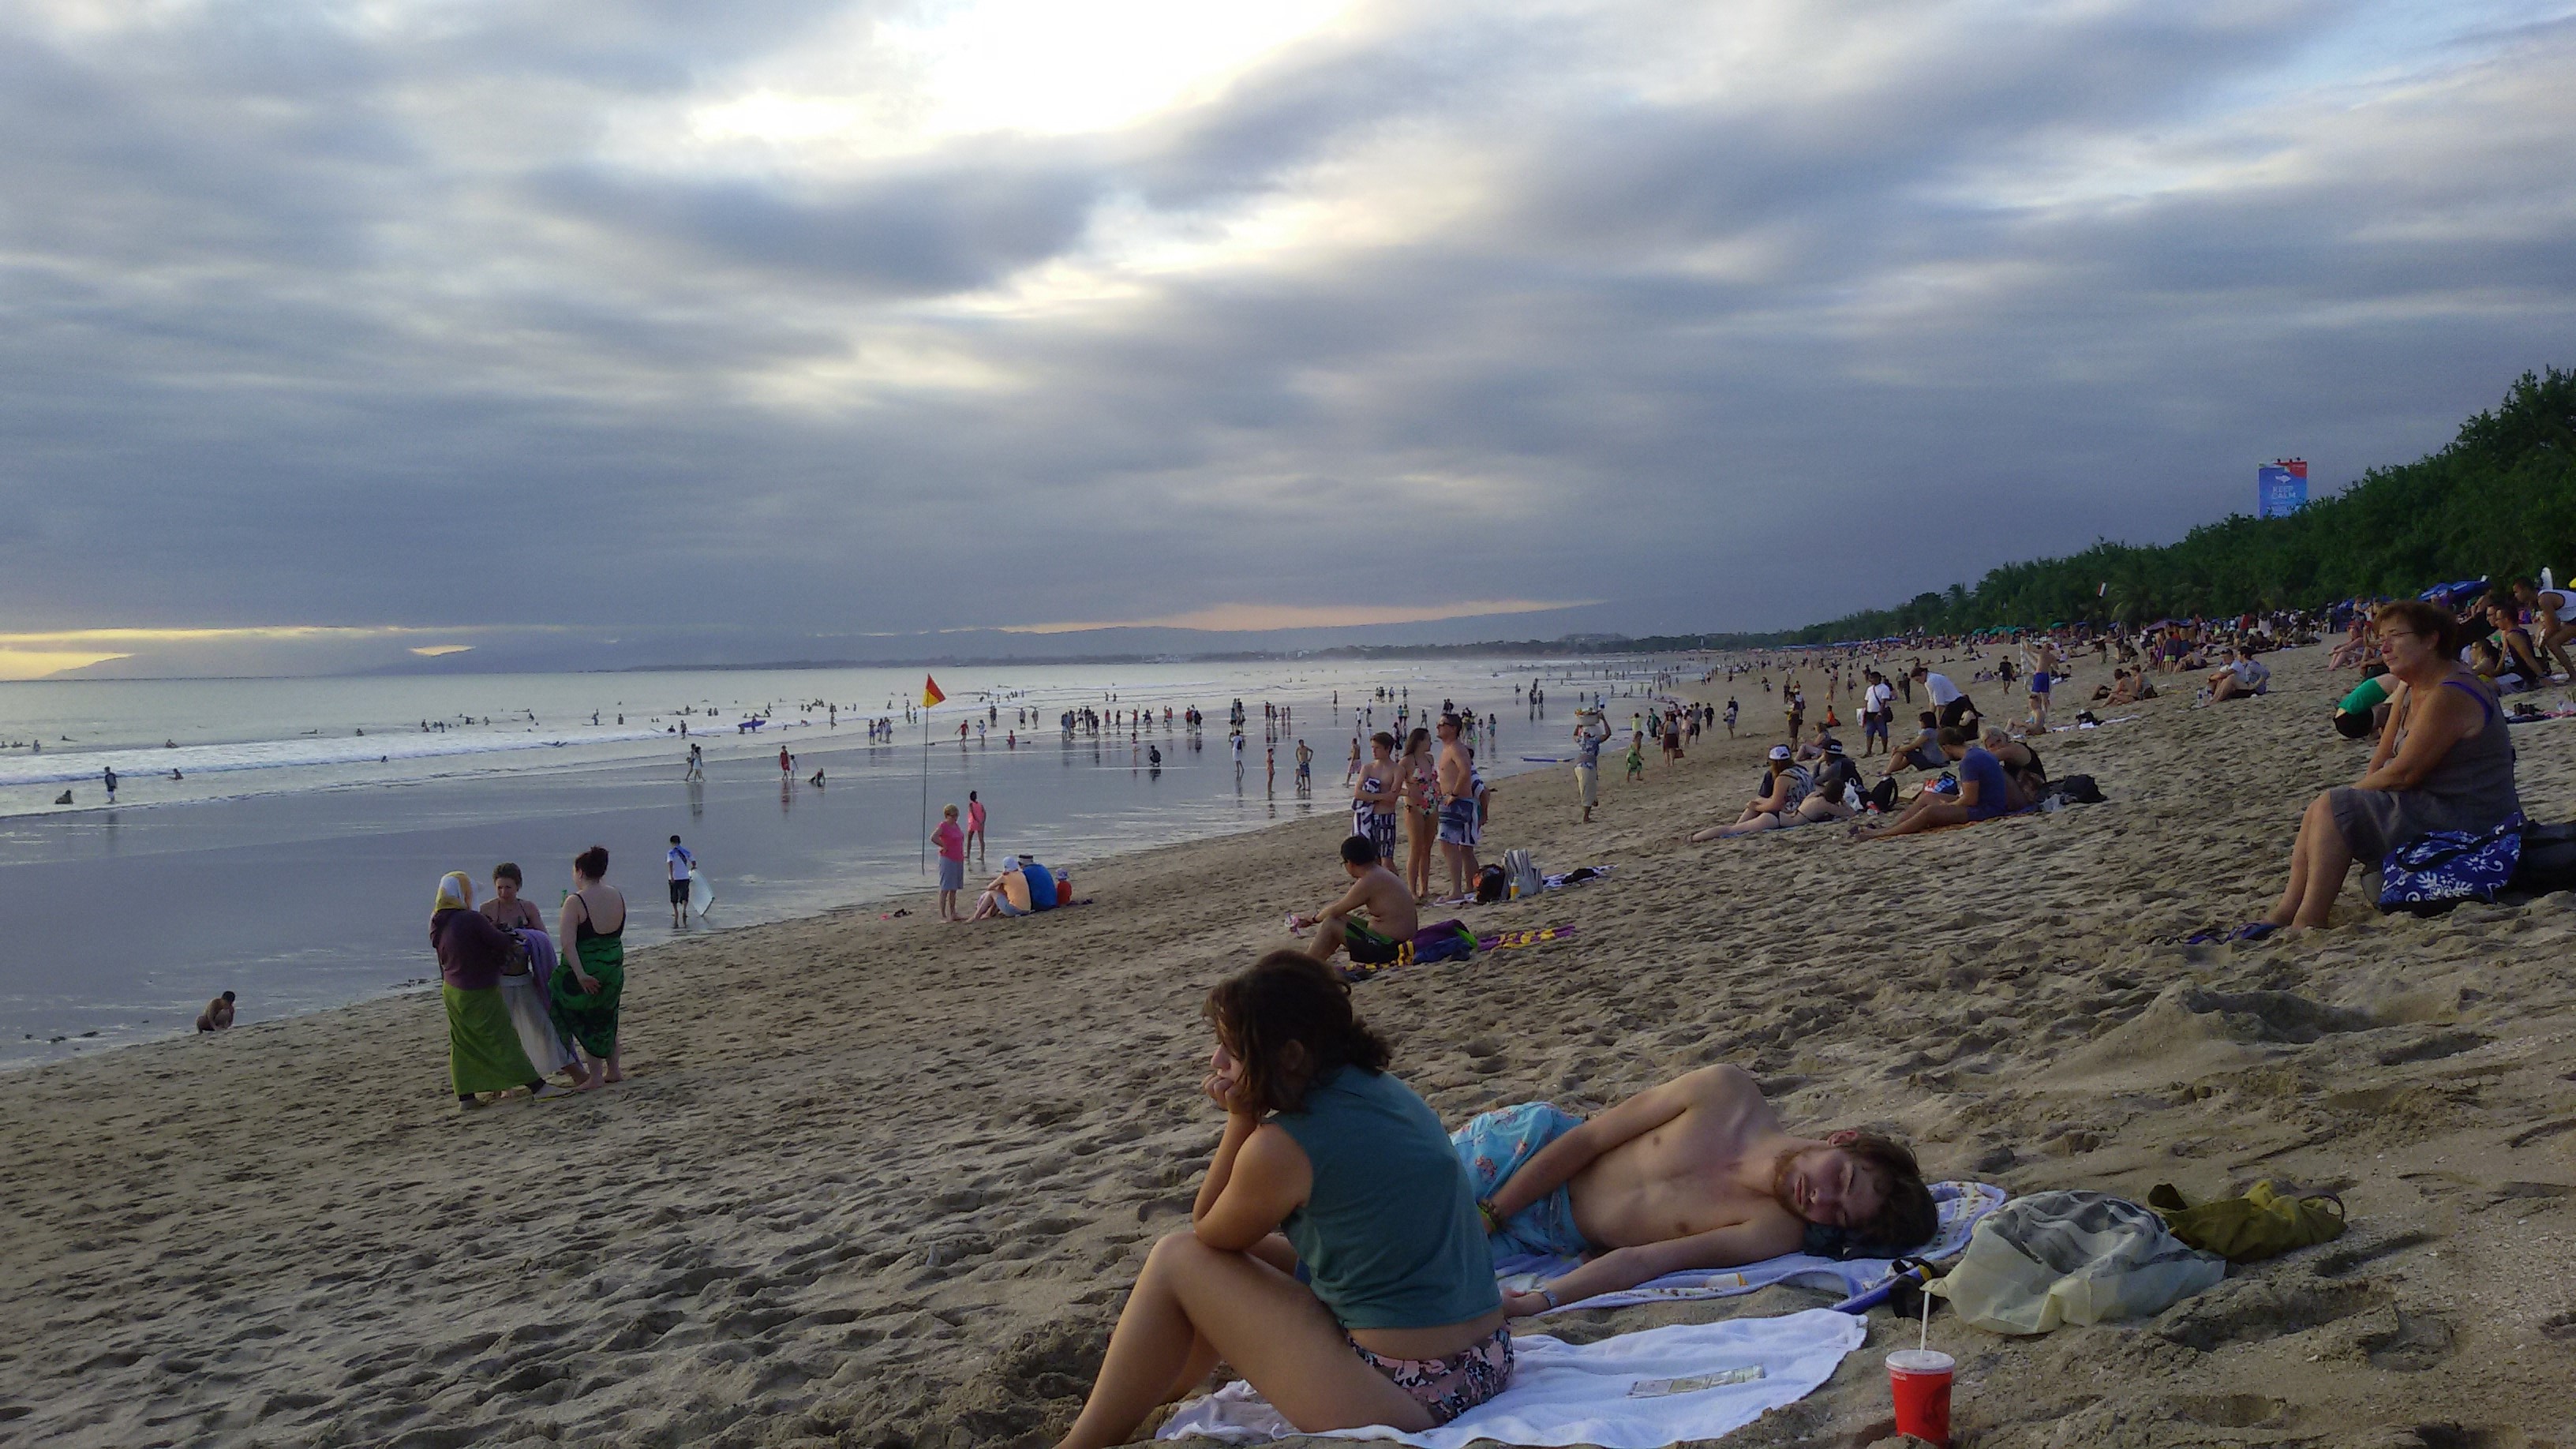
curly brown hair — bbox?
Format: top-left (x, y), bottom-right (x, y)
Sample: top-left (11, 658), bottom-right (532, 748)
top-left (1845, 1133), bottom-right (1939, 1251)
top-left (1204, 951), bottom-right (1391, 1115)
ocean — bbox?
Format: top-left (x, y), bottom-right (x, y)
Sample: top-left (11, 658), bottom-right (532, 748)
top-left (0, 658), bottom-right (1676, 1067)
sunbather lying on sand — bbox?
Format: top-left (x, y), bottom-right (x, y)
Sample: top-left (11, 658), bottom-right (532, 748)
top-left (1452, 1065), bottom-right (1935, 1315)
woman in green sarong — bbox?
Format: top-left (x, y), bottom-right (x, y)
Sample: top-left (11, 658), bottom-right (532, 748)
top-left (430, 872), bottom-right (560, 1110)
top-left (550, 845), bottom-right (628, 1090)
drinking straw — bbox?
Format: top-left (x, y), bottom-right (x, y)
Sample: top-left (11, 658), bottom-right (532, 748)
top-left (1919, 1282), bottom-right (1931, 1351)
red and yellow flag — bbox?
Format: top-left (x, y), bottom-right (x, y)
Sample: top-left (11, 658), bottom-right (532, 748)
top-left (921, 675), bottom-right (945, 709)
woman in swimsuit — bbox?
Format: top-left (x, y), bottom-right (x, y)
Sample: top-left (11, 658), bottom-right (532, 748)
top-left (550, 845), bottom-right (628, 1090)
top-left (1397, 728), bottom-right (1438, 902)
top-left (1054, 953), bottom-right (1508, 1447)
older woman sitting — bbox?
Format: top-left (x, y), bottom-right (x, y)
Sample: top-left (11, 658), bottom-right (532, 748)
top-left (2260, 600), bottom-right (2518, 931)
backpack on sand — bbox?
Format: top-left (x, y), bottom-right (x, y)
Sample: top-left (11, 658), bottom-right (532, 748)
top-left (1474, 864), bottom-right (1507, 904)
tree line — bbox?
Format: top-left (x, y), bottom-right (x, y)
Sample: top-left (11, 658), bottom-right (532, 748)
top-left (1783, 366), bottom-right (2576, 643)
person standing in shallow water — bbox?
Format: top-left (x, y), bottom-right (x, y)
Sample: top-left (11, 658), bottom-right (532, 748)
top-left (550, 846), bottom-right (627, 1090)
top-left (966, 790), bottom-right (988, 865)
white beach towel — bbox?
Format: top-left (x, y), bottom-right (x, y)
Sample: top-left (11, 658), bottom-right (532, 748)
top-left (1497, 1181), bottom-right (2005, 1314)
top-left (1156, 1309), bottom-right (1865, 1447)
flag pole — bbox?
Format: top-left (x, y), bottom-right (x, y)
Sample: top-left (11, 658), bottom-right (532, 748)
top-left (919, 703), bottom-right (930, 875)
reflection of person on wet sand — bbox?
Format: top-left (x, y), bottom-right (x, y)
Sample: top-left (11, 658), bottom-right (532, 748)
top-left (1289, 835), bottom-right (1418, 969)
top-left (197, 990), bottom-right (235, 1032)
top-left (1455, 1064), bottom-right (1935, 1315)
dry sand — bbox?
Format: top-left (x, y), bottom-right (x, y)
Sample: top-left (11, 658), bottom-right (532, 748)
top-left (3, 646), bottom-right (2574, 1449)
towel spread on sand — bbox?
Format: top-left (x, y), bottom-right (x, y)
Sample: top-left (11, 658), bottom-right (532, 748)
top-left (1496, 1181), bottom-right (2006, 1314)
top-left (1155, 1309), bottom-right (1866, 1447)
top-left (1477, 925), bottom-right (1577, 952)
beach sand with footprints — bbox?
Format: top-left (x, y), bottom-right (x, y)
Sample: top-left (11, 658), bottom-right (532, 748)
top-left (3, 645), bottom-right (2574, 1447)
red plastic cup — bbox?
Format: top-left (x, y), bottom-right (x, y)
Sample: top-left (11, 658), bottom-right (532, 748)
top-left (1886, 1348), bottom-right (1955, 1446)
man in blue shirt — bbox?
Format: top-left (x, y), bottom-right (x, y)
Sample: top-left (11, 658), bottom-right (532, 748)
top-left (1852, 727), bottom-right (2015, 838)
top-left (1020, 855), bottom-right (1058, 911)
top-left (665, 835), bottom-right (697, 927)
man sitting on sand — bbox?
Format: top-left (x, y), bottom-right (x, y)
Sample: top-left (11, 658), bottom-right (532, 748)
top-left (1289, 834), bottom-right (1419, 968)
top-left (1454, 1065), bottom-right (1937, 1314)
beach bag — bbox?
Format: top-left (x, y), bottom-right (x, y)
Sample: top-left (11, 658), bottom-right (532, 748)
top-left (1503, 848), bottom-right (1541, 900)
top-left (1932, 1191), bottom-right (2223, 1335)
top-left (2510, 819), bottom-right (2576, 897)
top-left (1474, 864), bottom-right (1508, 904)
top-left (1407, 919), bottom-right (1476, 964)
top-left (2051, 774), bottom-right (2106, 805)
top-left (2146, 1181), bottom-right (2344, 1265)
top-left (1866, 777), bottom-right (1900, 813)
top-left (2376, 812), bottom-right (2524, 915)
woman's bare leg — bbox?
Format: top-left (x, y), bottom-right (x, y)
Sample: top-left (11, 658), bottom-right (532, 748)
top-left (1857, 800), bottom-right (1976, 839)
top-left (2267, 794), bottom-right (2349, 927)
top-left (2291, 802), bottom-right (2354, 928)
top-left (1056, 1233), bottom-right (1433, 1449)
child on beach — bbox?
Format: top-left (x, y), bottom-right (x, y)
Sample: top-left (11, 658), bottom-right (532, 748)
top-left (1624, 733), bottom-right (1645, 782)
top-left (1053, 953), bottom-right (1508, 1448)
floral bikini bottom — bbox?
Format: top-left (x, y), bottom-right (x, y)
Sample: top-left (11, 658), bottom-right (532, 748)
top-left (1349, 1325), bottom-right (1514, 1425)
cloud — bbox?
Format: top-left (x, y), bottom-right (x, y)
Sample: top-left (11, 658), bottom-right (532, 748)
top-left (1002, 597), bottom-right (1597, 635)
top-left (2, 0), bottom-right (2572, 668)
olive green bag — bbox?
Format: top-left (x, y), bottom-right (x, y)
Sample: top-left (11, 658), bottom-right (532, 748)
top-left (2146, 1181), bottom-right (2345, 1264)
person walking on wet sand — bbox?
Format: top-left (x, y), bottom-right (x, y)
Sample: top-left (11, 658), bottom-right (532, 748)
top-left (966, 790), bottom-right (988, 865)
top-left (665, 835), bottom-right (697, 927)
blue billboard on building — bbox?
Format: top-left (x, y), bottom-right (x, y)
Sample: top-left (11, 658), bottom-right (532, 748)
top-left (2257, 459), bottom-right (2308, 519)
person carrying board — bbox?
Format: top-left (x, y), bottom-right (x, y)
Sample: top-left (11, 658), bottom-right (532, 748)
top-left (666, 835), bottom-right (697, 928)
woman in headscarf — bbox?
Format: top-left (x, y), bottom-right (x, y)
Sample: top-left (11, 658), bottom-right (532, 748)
top-left (549, 845), bottom-right (628, 1089)
top-left (430, 871), bottom-right (560, 1109)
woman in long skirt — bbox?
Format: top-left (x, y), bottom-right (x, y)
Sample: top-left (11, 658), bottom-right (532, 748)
top-left (429, 872), bottom-right (560, 1110)
top-left (549, 846), bottom-right (628, 1089)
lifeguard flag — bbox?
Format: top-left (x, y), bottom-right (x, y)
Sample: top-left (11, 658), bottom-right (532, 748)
top-left (921, 675), bottom-right (945, 709)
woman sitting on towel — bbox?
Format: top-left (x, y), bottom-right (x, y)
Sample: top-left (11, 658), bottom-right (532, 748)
top-left (1055, 953), bottom-right (1508, 1448)
top-left (1850, 726), bottom-right (2012, 839)
top-left (1688, 745), bottom-right (1813, 841)
top-left (2261, 599), bottom-right (2518, 930)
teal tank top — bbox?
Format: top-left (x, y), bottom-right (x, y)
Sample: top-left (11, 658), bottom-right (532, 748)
top-left (1270, 1065), bottom-right (1500, 1331)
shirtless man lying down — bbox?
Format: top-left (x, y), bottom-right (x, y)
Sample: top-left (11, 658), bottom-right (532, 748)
top-left (1453, 1065), bottom-right (1938, 1315)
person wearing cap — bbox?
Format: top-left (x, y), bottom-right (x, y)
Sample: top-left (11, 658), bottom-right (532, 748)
top-left (1689, 745), bottom-right (1813, 841)
top-left (968, 855), bottom-right (1034, 919)
top-left (1796, 739), bottom-right (1865, 824)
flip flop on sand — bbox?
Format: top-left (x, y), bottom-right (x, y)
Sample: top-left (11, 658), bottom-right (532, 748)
top-left (2181, 921), bottom-right (2280, 945)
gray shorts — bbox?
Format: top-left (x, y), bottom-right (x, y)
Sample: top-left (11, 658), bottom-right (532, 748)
top-left (938, 857), bottom-right (965, 891)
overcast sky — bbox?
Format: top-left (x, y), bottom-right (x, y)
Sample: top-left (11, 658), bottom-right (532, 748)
top-left (4, 0), bottom-right (2573, 677)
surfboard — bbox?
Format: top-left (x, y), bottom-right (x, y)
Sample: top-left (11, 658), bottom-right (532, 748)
top-left (690, 874), bottom-right (715, 918)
